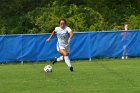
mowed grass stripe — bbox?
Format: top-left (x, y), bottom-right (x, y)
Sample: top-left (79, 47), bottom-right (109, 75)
top-left (0, 59), bottom-right (140, 93)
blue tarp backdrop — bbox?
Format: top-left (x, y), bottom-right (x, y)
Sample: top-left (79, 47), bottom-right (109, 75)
top-left (0, 30), bottom-right (140, 62)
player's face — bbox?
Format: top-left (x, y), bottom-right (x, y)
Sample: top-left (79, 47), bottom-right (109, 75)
top-left (60, 20), bottom-right (65, 29)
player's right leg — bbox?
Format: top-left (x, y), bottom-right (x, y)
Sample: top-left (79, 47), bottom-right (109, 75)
top-left (51, 43), bottom-right (64, 64)
top-left (52, 56), bottom-right (64, 64)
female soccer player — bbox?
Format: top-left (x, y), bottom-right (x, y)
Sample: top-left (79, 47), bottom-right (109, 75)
top-left (46, 19), bottom-right (74, 72)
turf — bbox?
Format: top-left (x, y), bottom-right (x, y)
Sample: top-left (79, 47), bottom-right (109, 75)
top-left (0, 59), bottom-right (140, 93)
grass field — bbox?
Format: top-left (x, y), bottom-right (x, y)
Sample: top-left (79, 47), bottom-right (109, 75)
top-left (0, 59), bottom-right (140, 93)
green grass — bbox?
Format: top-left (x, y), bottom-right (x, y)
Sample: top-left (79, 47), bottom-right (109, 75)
top-left (0, 59), bottom-right (140, 93)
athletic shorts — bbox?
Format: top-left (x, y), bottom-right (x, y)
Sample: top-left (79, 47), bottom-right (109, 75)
top-left (57, 42), bottom-right (70, 53)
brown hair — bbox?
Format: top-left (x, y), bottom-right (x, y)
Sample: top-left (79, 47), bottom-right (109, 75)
top-left (59, 19), bottom-right (66, 24)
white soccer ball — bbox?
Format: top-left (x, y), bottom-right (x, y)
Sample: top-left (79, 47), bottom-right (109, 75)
top-left (44, 65), bottom-right (52, 72)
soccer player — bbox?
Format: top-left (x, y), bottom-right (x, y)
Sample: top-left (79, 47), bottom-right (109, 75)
top-left (46, 19), bottom-right (74, 72)
top-left (121, 24), bottom-right (129, 59)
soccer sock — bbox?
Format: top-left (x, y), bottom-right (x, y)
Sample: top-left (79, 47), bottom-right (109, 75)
top-left (64, 56), bottom-right (72, 67)
top-left (57, 56), bottom-right (63, 62)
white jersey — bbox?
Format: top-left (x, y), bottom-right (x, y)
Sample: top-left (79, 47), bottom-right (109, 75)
top-left (54, 26), bottom-right (72, 47)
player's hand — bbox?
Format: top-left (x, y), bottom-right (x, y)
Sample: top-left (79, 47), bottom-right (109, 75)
top-left (46, 38), bottom-right (51, 42)
top-left (68, 38), bottom-right (71, 43)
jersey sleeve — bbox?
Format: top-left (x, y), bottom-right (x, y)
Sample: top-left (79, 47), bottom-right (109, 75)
top-left (67, 27), bottom-right (72, 33)
top-left (54, 27), bottom-right (58, 32)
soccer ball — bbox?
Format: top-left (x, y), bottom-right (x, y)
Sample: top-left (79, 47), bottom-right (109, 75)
top-left (44, 65), bottom-right (52, 72)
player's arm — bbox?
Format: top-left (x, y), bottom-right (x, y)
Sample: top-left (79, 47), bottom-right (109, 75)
top-left (68, 31), bottom-right (73, 43)
top-left (46, 31), bottom-right (55, 42)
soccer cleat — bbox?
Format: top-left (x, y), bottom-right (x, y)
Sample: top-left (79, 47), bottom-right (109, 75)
top-left (70, 66), bottom-right (74, 72)
top-left (51, 57), bottom-right (57, 65)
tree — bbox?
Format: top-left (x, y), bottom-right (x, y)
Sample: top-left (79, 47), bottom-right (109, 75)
top-left (15, 4), bottom-right (105, 33)
top-left (126, 15), bottom-right (140, 30)
top-left (0, 0), bottom-right (140, 34)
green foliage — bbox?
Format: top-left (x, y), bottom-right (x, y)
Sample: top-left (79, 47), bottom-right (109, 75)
top-left (113, 25), bottom-right (124, 31)
top-left (15, 7), bottom-right (59, 33)
top-left (0, 0), bottom-right (140, 34)
top-left (127, 15), bottom-right (140, 30)
top-left (0, 17), bottom-right (7, 34)
top-left (16, 4), bottom-right (105, 33)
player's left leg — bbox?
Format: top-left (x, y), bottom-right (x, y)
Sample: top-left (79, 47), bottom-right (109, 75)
top-left (122, 45), bottom-right (126, 59)
top-left (59, 49), bottom-right (73, 72)
top-left (64, 55), bottom-right (74, 72)
top-left (125, 47), bottom-right (128, 59)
